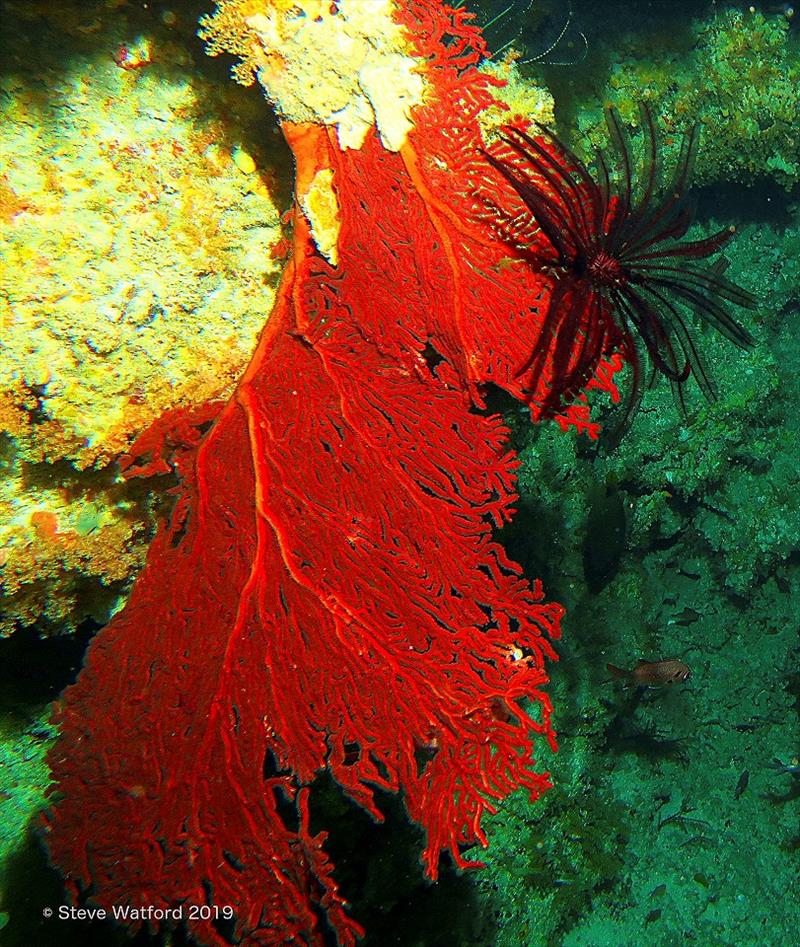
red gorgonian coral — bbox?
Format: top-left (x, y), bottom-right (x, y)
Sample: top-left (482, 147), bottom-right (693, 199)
top-left (42, 3), bottom-right (639, 945)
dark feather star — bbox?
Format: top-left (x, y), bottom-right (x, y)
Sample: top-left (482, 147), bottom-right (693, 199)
top-left (485, 102), bottom-right (756, 444)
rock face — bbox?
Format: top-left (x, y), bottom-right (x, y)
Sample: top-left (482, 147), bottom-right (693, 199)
top-left (0, 2), bottom-right (284, 636)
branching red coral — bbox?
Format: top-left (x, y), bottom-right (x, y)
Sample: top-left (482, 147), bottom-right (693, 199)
top-left (43, 3), bottom-right (620, 945)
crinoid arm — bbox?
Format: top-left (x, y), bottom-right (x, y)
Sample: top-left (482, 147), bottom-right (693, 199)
top-left (484, 101), bottom-right (756, 438)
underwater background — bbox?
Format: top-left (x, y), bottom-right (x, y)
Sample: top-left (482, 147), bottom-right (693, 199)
top-left (0, 0), bottom-right (797, 945)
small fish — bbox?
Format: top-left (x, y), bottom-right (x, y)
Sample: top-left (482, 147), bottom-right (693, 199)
top-left (607, 659), bottom-right (691, 687)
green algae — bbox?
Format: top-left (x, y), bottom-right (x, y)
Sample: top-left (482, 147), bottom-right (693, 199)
top-left (492, 198), bottom-right (800, 945)
top-left (475, 774), bottom-right (630, 947)
top-left (543, 7), bottom-right (800, 189)
top-left (0, 709), bottom-right (54, 933)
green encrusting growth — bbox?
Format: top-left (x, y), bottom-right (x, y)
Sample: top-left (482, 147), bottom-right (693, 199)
top-left (0, 707), bottom-right (55, 931)
top-left (477, 194), bottom-right (799, 944)
top-left (476, 770), bottom-right (630, 947)
top-left (568, 8), bottom-right (800, 189)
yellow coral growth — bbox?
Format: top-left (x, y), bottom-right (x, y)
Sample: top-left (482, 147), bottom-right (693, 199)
top-left (199, 1), bottom-right (275, 87)
top-left (200, 0), bottom-right (427, 153)
top-left (299, 168), bottom-right (341, 266)
top-left (477, 56), bottom-right (555, 142)
top-left (0, 468), bottom-right (149, 636)
top-left (0, 1), bottom-right (287, 634)
top-left (1, 25), bottom-right (283, 470)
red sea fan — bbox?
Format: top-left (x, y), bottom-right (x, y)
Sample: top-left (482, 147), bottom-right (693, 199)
top-left (484, 101), bottom-right (756, 442)
top-left (44, 143), bottom-right (562, 945)
top-left (43, 4), bottom-right (578, 944)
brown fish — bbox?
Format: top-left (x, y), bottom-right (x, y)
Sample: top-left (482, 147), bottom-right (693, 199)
top-left (607, 659), bottom-right (691, 687)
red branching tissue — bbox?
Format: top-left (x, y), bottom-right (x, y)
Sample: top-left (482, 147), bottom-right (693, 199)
top-left (44, 2), bottom-right (614, 944)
